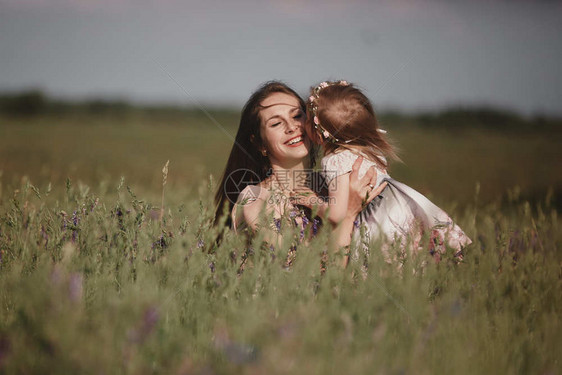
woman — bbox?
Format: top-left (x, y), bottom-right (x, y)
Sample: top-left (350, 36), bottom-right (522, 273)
top-left (214, 81), bottom-right (385, 258)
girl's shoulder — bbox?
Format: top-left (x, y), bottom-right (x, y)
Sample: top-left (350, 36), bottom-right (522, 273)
top-left (320, 149), bottom-right (363, 185)
top-left (321, 149), bottom-right (355, 167)
top-left (321, 149), bottom-right (388, 186)
top-left (321, 149), bottom-right (378, 171)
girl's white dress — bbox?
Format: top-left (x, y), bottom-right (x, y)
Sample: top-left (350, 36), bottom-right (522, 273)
top-left (321, 150), bottom-right (471, 255)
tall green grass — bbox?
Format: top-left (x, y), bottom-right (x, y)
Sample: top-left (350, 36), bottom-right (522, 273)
top-left (0, 176), bottom-right (560, 374)
top-left (1, 108), bottom-right (560, 373)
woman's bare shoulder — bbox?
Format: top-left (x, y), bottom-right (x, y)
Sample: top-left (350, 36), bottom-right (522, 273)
top-left (236, 185), bottom-right (269, 205)
top-left (232, 184), bottom-right (270, 231)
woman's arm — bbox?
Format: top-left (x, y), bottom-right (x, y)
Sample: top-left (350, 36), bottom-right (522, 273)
top-left (234, 186), bottom-right (297, 249)
top-left (232, 186), bottom-right (270, 232)
top-left (234, 199), bottom-right (264, 231)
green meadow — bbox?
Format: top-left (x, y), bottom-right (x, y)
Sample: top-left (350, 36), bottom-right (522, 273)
top-left (0, 105), bottom-right (561, 374)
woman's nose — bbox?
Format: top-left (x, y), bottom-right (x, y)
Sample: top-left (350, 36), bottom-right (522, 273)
top-left (286, 118), bottom-right (300, 133)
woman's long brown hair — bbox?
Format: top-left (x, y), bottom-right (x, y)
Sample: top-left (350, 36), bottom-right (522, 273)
top-left (214, 81), bottom-right (314, 228)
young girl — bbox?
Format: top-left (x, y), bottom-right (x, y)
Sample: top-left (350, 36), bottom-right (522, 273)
top-left (304, 80), bottom-right (471, 259)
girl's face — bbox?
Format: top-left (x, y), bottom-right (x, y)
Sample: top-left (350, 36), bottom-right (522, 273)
top-left (258, 92), bottom-right (310, 167)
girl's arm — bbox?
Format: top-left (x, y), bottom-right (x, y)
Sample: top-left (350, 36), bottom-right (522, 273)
top-left (333, 157), bottom-right (387, 266)
top-left (290, 156), bottom-right (384, 230)
top-left (326, 173), bottom-right (350, 226)
top-left (289, 170), bottom-right (350, 224)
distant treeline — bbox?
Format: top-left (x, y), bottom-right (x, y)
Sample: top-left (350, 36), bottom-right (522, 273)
top-left (0, 90), bottom-right (238, 118)
top-left (1, 90), bottom-right (560, 131)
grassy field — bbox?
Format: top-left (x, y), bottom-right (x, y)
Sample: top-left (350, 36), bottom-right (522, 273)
top-left (1, 111), bottom-right (561, 206)
top-left (0, 110), bottom-right (561, 373)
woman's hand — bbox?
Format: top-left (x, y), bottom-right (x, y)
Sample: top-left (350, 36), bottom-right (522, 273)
top-left (346, 156), bottom-right (387, 218)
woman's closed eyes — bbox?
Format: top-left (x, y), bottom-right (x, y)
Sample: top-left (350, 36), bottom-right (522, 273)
top-left (268, 109), bottom-right (303, 128)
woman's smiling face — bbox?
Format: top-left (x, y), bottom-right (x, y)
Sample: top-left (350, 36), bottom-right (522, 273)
top-left (258, 92), bottom-right (310, 168)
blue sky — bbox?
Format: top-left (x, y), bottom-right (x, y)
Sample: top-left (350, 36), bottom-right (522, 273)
top-left (1, 0), bottom-right (561, 115)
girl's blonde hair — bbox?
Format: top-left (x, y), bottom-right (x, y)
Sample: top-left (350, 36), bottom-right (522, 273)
top-left (305, 82), bottom-right (398, 169)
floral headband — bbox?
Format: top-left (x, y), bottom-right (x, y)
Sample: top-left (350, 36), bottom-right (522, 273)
top-left (308, 80), bottom-right (348, 143)
top-left (308, 80), bottom-right (387, 144)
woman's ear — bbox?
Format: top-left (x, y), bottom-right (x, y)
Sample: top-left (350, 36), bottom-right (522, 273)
top-left (250, 134), bottom-right (255, 144)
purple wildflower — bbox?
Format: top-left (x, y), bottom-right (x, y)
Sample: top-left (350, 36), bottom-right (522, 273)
top-left (151, 235), bottom-right (168, 250)
top-left (273, 218), bottom-right (281, 232)
top-left (69, 212), bottom-right (79, 242)
top-left (50, 266), bottom-right (63, 285)
top-left (41, 225), bottom-right (49, 248)
top-left (312, 219), bottom-right (319, 236)
top-left (68, 273), bottom-right (83, 302)
top-left (128, 306), bottom-right (159, 344)
top-left (60, 211), bottom-right (68, 230)
top-left (143, 307), bottom-right (159, 332)
top-left (90, 198), bottom-right (99, 212)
